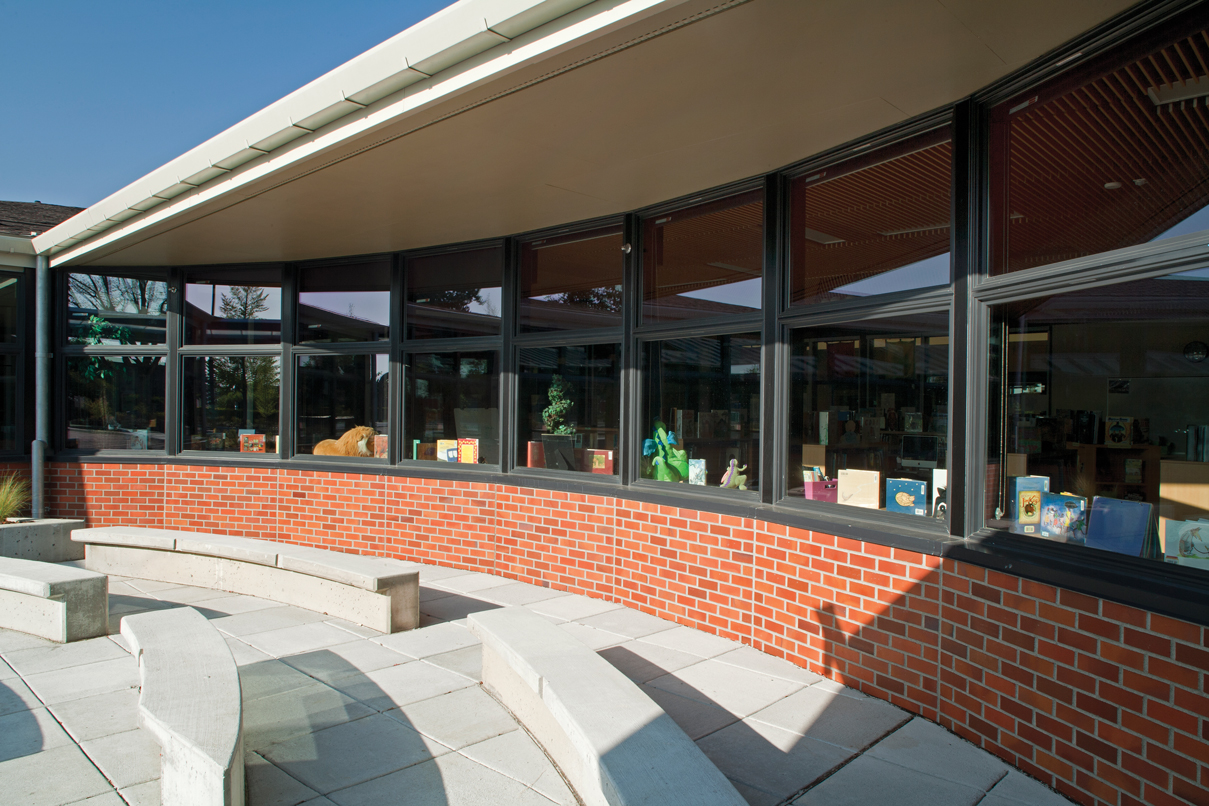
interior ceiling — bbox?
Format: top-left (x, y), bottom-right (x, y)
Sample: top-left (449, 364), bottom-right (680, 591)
top-left (75, 0), bottom-right (1138, 268)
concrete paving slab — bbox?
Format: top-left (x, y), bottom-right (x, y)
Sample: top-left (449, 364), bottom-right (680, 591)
top-left (0, 656), bottom-right (15, 680)
top-left (423, 645), bottom-right (483, 681)
top-left (715, 646), bottom-right (825, 686)
top-left (106, 594), bottom-right (181, 618)
top-left (146, 584), bottom-right (236, 605)
top-left (23, 657), bottom-right (138, 705)
top-left (263, 711), bottom-right (451, 794)
top-left (4, 637), bottom-right (128, 676)
top-left (748, 685), bottom-right (910, 752)
top-left (240, 659), bottom-right (320, 702)
top-left (0, 676), bottom-right (46, 716)
top-left (322, 618), bottom-right (383, 640)
top-left (105, 580), bottom-right (141, 596)
top-left (124, 579), bottom-right (185, 593)
top-left (555, 621), bottom-right (625, 650)
top-left (865, 717), bottom-right (1010, 790)
top-left (387, 685), bottom-right (517, 750)
top-left (419, 613), bottom-right (448, 628)
top-left (243, 681), bottom-right (376, 753)
top-left (224, 635), bottom-right (274, 666)
top-left (430, 573), bottom-right (516, 594)
top-left (636, 624), bottom-right (742, 658)
top-left (809, 678), bottom-right (872, 700)
top-left (212, 605), bottom-right (329, 637)
top-left (696, 718), bottom-right (853, 802)
top-left (640, 682), bottom-right (740, 741)
top-left (477, 582), bottom-right (570, 607)
top-left (0, 742), bottom-right (114, 806)
top-left (79, 728), bottom-right (160, 789)
top-left (47, 688), bottom-right (140, 743)
top-left (0, 706), bottom-right (74, 761)
top-left (68, 792), bottom-right (126, 806)
top-left (182, 593), bottom-right (286, 617)
top-left (280, 641), bottom-right (410, 685)
top-left (647, 659), bottom-right (804, 718)
top-left (459, 729), bottom-right (561, 795)
top-left (0, 627), bottom-right (56, 652)
top-left (419, 585), bottom-right (456, 603)
top-left (375, 621), bottom-right (479, 659)
top-left (574, 607), bottom-right (677, 639)
top-left (243, 621), bottom-right (365, 658)
top-left (598, 640), bottom-right (706, 683)
top-left (982, 770), bottom-right (1071, 805)
top-left (419, 593), bottom-right (502, 622)
top-left (116, 779), bottom-right (159, 806)
top-left (729, 777), bottom-right (781, 806)
top-left (328, 660), bottom-right (476, 712)
top-left (791, 755), bottom-right (985, 806)
top-left (107, 633), bottom-right (131, 653)
top-left (246, 750), bottom-right (322, 806)
top-left (525, 592), bottom-right (622, 622)
top-left (326, 750), bottom-right (555, 806)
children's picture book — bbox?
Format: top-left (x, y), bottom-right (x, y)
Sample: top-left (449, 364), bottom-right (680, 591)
top-left (414, 441), bottom-right (438, 461)
top-left (689, 459), bottom-right (707, 485)
top-left (903, 412), bottom-right (924, 433)
top-left (837, 469), bottom-right (880, 509)
top-left (1124, 458), bottom-right (1143, 485)
top-left (456, 438), bottom-right (479, 464)
top-left (588, 449), bottom-right (615, 475)
top-left (1176, 520), bottom-right (1209, 570)
top-left (1038, 492), bottom-right (1088, 543)
top-left (1104, 416), bottom-right (1132, 447)
top-left (1085, 497), bottom-right (1153, 557)
top-left (1007, 475), bottom-right (1050, 530)
top-left (932, 469), bottom-right (947, 516)
top-left (1072, 410), bottom-right (1099, 444)
top-left (240, 433), bottom-right (266, 453)
top-left (373, 434), bottom-right (389, 459)
top-left (886, 478), bottom-right (928, 516)
top-left (436, 439), bottom-right (458, 461)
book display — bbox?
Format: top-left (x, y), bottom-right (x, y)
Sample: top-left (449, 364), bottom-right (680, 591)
top-left (837, 469), bottom-right (880, 509)
top-left (886, 478), bottom-right (928, 516)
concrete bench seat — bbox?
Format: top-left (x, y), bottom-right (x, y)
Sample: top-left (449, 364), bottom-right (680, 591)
top-left (123, 607), bottom-right (244, 806)
top-left (0, 557), bottom-right (108, 642)
top-left (469, 607), bottom-right (746, 806)
top-left (73, 526), bottom-right (419, 633)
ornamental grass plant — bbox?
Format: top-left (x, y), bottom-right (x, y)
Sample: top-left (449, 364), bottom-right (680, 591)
top-left (0, 474), bottom-right (31, 521)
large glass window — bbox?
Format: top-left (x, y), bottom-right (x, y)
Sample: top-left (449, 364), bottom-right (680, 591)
top-left (65, 356), bottom-right (166, 451)
top-left (296, 354), bottom-right (389, 459)
top-left (788, 313), bottom-right (950, 516)
top-left (519, 225), bottom-right (624, 333)
top-left (642, 333), bottom-right (761, 490)
top-left (642, 191), bottom-right (763, 322)
top-left (182, 356), bottom-right (280, 453)
top-left (404, 351), bottom-right (499, 464)
top-left (0, 275), bottom-right (19, 453)
top-left (516, 344), bottom-right (620, 474)
top-left (991, 15), bottom-right (1209, 275)
top-left (299, 258), bottom-right (391, 344)
top-left (68, 273), bottom-right (167, 346)
top-left (0, 354), bottom-right (16, 453)
top-left (986, 269), bottom-right (1209, 572)
top-left (790, 132), bottom-right (951, 305)
top-left (185, 267), bottom-right (282, 345)
top-left (406, 247), bottom-right (503, 340)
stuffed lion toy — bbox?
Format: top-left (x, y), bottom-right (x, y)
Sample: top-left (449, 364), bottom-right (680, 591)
top-left (313, 425), bottom-right (376, 457)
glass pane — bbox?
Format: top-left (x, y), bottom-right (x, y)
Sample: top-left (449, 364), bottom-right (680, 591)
top-left (519, 226), bottom-right (623, 332)
top-left (641, 333), bottom-right (761, 490)
top-left (181, 356), bottom-right (280, 453)
top-left (295, 354), bottom-right (389, 459)
top-left (0, 275), bottom-right (18, 344)
top-left (642, 191), bottom-right (763, 323)
top-left (405, 351), bottom-right (499, 464)
top-left (406, 247), bottom-right (503, 339)
top-left (788, 313), bottom-right (950, 517)
top-left (791, 133), bottom-right (951, 305)
top-left (65, 356), bottom-right (165, 451)
top-left (516, 344), bottom-right (621, 474)
top-left (0, 355), bottom-right (15, 452)
top-left (992, 16), bottom-right (1209, 274)
top-left (985, 269), bottom-right (1209, 574)
top-left (299, 258), bottom-right (391, 343)
top-left (185, 267), bottom-right (282, 345)
top-left (67, 273), bottom-right (167, 346)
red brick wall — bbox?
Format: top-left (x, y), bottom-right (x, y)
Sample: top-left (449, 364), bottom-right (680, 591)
top-left (45, 461), bottom-right (1208, 806)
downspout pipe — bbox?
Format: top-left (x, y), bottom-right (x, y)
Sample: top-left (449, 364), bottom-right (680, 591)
top-left (32, 253), bottom-right (49, 518)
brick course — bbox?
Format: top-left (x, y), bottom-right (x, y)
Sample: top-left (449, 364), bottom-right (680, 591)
top-left (39, 461), bottom-right (1209, 806)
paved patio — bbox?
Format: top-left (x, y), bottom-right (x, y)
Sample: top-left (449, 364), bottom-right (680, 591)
top-left (0, 562), bottom-right (1075, 806)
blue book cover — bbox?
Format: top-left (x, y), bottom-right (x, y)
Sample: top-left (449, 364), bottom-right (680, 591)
top-left (1008, 475), bottom-right (1050, 535)
top-left (1085, 497), bottom-right (1153, 556)
top-left (1038, 492), bottom-right (1087, 543)
top-left (886, 478), bottom-right (928, 516)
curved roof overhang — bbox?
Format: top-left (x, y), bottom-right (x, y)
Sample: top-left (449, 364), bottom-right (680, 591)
top-left (35, 0), bottom-right (1138, 268)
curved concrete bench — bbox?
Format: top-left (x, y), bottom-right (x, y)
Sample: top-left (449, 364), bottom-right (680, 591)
top-left (122, 607), bottom-right (244, 806)
top-left (469, 607), bottom-right (746, 806)
top-left (0, 557), bottom-right (108, 642)
top-left (73, 526), bottom-right (418, 633)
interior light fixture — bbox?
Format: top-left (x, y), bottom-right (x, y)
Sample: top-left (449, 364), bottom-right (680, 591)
top-left (1104, 181), bottom-right (1122, 190)
top-left (801, 227), bottom-right (844, 245)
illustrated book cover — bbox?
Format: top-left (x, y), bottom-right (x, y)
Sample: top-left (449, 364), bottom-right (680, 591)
top-left (886, 478), bottom-right (928, 516)
top-left (240, 433), bottom-right (265, 453)
top-left (1038, 492), bottom-right (1087, 543)
top-left (837, 469), bottom-right (880, 509)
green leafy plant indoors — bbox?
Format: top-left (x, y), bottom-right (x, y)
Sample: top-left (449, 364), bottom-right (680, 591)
top-left (542, 374), bottom-right (576, 435)
top-left (0, 474), bottom-right (31, 521)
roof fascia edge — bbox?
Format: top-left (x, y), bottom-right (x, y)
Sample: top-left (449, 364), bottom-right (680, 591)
top-left (38, 0), bottom-right (683, 264)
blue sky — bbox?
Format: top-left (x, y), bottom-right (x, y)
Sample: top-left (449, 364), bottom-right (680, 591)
top-left (0, 0), bottom-right (448, 208)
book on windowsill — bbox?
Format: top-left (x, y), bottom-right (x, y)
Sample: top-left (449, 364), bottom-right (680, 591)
top-left (239, 434), bottom-right (265, 453)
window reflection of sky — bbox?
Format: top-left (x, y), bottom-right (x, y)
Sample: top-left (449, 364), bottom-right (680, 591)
top-left (832, 253), bottom-right (950, 297)
top-left (185, 285), bottom-right (281, 318)
top-left (677, 277), bottom-right (761, 309)
top-left (300, 291), bottom-right (390, 324)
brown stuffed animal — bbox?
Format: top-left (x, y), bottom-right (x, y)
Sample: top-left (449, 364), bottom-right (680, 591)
top-left (313, 425), bottom-right (375, 457)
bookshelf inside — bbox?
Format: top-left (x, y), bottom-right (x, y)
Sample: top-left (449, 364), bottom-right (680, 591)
top-left (1075, 444), bottom-right (1160, 504)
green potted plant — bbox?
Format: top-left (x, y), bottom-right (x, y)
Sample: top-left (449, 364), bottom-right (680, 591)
top-left (541, 374), bottom-right (577, 471)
